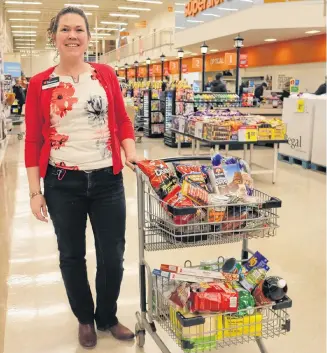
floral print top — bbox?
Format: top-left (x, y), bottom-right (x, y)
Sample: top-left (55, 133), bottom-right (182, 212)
top-left (49, 68), bottom-right (112, 170)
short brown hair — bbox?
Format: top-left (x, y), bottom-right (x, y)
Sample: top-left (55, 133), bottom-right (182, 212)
top-left (47, 6), bottom-right (91, 47)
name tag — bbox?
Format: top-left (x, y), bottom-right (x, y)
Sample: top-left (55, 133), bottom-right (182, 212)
top-left (42, 77), bottom-right (60, 90)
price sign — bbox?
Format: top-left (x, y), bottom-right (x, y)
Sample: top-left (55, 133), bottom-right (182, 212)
top-left (245, 129), bottom-right (258, 142)
top-left (194, 121), bottom-right (203, 138)
top-left (296, 98), bottom-right (305, 113)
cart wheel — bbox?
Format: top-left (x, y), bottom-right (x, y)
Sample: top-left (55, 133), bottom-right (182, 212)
top-left (18, 134), bottom-right (23, 140)
top-left (135, 323), bottom-right (145, 348)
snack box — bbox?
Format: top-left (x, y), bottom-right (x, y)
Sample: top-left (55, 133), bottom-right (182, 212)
top-left (160, 264), bottom-right (226, 280)
top-left (271, 124), bottom-right (286, 140)
top-left (169, 307), bottom-right (223, 352)
top-left (153, 269), bottom-right (216, 283)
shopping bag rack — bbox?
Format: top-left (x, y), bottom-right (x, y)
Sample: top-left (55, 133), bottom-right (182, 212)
top-left (134, 156), bottom-right (290, 353)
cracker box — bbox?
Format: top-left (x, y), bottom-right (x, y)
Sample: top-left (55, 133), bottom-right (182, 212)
top-left (222, 313), bottom-right (262, 338)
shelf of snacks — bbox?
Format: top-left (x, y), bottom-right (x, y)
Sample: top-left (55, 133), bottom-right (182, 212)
top-left (172, 110), bottom-right (287, 143)
top-left (143, 89), bottom-right (165, 138)
top-left (134, 156), bottom-right (291, 352)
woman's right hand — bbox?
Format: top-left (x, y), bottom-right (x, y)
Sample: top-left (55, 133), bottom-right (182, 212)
top-left (30, 195), bottom-right (48, 223)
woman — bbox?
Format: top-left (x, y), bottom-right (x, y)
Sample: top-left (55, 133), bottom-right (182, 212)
top-left (24, 7), bottom-right (137, 349)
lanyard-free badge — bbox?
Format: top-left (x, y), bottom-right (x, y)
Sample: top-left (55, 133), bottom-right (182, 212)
top-left (42, 77), bottom-right (60, 90)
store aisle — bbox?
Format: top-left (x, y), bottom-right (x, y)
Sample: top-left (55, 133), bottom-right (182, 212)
top-left (0, 138), bottom-right (325, 353)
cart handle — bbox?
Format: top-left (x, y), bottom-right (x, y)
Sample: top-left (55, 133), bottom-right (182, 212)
top-left (159, 156), bottom-right (211, 163)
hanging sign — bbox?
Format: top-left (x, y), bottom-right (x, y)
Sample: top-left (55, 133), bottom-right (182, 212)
top-left (120, 31), bottom-right (130, 36)
top-left (192, 57), bottom-right (202, 69)
top-left (225, 53), bottom-right (236, 66)
top-left (135, 21), bottom-right (147, 28)
top-left (239, 54), bottom-right (248, 68)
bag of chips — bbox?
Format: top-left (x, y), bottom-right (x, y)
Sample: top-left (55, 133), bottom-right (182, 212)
top-left (137, 160), bottom-right (178, 199)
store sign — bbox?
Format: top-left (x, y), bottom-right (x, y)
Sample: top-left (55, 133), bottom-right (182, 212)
top-left (182, 64), bottom-right (188, 73)
top-left (152, 64), bottom-right (161, 74)
top-left (239, 54), bottom-right (248, 68)
top-left (135, 21), bottom-right (147, 28)
top-left (4, 62), bottom-right (21, 77)
top-left (168, 6), bottom-right (174, 12)
top-left (209, 57), bottom-right (224, 65)
top-left (120, 31), bottom-right (129, 36)
top-left (185, 0), bottom-right (224, 17)
top-left (290, 78), bottom-right (300, 93)
top-left (224, 53), bottom-right (236, 66)
top-left (192, 57), bottom-right (202, 69)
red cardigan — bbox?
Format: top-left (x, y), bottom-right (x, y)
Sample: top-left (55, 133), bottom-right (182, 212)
top-left (24, 63), bottom-right (135, 178)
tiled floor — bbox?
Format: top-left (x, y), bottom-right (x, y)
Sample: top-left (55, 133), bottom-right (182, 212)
top-left (0, 136), bottom-right (325, 353)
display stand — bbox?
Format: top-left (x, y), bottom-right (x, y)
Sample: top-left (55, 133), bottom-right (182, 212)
top-left (143, 89), bottom-right (164, 138)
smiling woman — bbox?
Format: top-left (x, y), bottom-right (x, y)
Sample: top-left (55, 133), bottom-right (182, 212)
top-left (24, 5), bottom-right (137, 350)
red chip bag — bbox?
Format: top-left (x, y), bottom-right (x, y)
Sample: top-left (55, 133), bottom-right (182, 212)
top-left (173, 163), bottom-right (204, 179)
top-left (137, 160), bottom-right (178, 199)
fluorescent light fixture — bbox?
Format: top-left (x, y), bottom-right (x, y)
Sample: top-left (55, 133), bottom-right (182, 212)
top-left (11, 25), bottom-right (38, 28)
top-left (240, 0), bottom-right (253, 2)
top-left (85, 12), bottom-right (93, 16)
top-left (15, 39), bottom-right (37, 41)
top-left (175, 10), bottom-right (184, 13)
top-left (202, 13), bottom-right (220, 17)
top-left (91, 32), bottom-right (111, 36)
top-left (90, 40), bottom-right (100, 43)
top-left (187, 19), bottom-right (204, 23)
top-left (5, 1), bottom-right (42, 3)
top-left (7, 10), bottom-right (41, 13)
top-left (120, 27), bottom-right (127, 32)
top-left (16, 44), bottom-right (35, 46)
top-left (305, 30), bottom-right (321, 34)
top-left (94, 27), bottom-right (119, 31)
top-left (109, 13), bottom-right (140, 17)
top-left (12, 31), bottom-right (36, 33)
top-left (101, 21), bottom-right (128, 25)
top-left (218, 8), bottom-right (238, 11)
top-left (264, 38), bottom-right (277, 42)
top-left (64, 3), bottom-right (99, 8)
top-left (175, 2), bottom-right (186, 5)
top-left (191, 53), bottom-right (198, 55)
top-left (118, 6), bottom-right (150, 11)
top-left (210, 49), bottom-right (219, 52)
top-left (175, 26), bottom-right (185, 29)
top-left (13, 34), bottom-right (37, 36)
top-left (16, 46), bottom-right (35, 48)
top-left (126, 0), bottom-right (162, 3)
top-left (9, 18), bottom-right (39, 21)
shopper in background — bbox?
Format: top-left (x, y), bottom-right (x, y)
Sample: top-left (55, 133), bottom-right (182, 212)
top-left (314, 82), bottom-right (326, 95)
top-left (254, 82), bottom-right (268, 101)
top-left (239, 80), bottom-right (249, 97)
top-left (24, 6), bottom-right (137, 349)
top-left (161, 75), bottom-right (169, 91)
top-left (12, 78), bottom-right (25, 115)
top-left (210, 73), bottom-right (227, 92)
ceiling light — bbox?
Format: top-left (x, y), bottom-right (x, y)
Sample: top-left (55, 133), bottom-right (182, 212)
top-left (240, 0), bottom-right (253, 2)
top-left (11, 25), bottom-right (38, 28)
top-left (175, 26), bottom-right (185, 29)
top-left (7, 10), bottom-right (41, 13)
top-left (118, 6), bottom-right (150, 11)
top-left (175, 10), bottom-right (184, 13)
top-left (202, 13), bottom-right (220, 17)
top-left (84, 12), bottom-right (92, 16)
top-left (94, 27), bottom-right (119, 31)
top-left (101, 21), bottom-right (128, 25)
top-left (91, 32), bottom-right (111, 36)
top-left (210, 49), bottom-right (219, 52)
top-left (120, 27), bottom-right (127, 32)
top-left (127, 0), bottom-right (162, 3)
top-left (305, 30), bottom-right (321, 34)
top-left (9, 18), bottom-right (39, 21)
top-left (64, 3), bottom-right (99, 8)
top-left (264, 38), bottom-right (277, 42)
top-left (16, 46), bottom-right (35, 48)
top-left (175, 2), bottom-right (186, 5)
top-left (218, 8), bottom-right (238, 11)
top-left (6, 1), bottom-right (42, 4)
top-left (187, 19), bottom-right (204, 23)
top-left (12, 31), bottom-right (36, 33)
top-left (109, 13), bottom-right (140, 17)
top-left (14, 39), bottom-right (36, 41)
top-left (13, 34), bottom-right (37, 36)
top-left (191, 53), bottom-right (198, 55)
top-left (16, 44), bottom-right (34, 46)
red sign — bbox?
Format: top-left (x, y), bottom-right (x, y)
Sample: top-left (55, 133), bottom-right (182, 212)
top-left (239, 54), bottom-right (248, 68)
top-left (182, 64), bottom-right (188, 73)
top-left (152, 64), bottom-right (161, 74)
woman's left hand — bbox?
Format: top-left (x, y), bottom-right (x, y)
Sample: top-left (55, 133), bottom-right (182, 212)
top-left (125, 154), bottom-right (140, 171)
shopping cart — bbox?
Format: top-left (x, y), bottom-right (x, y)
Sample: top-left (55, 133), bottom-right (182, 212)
top-left (134, 157), bottom-right (291, 353)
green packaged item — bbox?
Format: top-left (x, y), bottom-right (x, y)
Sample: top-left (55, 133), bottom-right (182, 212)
top-left (232, 282), bottom-right (255, 316)
top-left (240, 268), bottom-right (267, 292)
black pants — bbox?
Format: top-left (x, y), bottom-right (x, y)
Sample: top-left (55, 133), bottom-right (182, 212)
top-left (44, 165), bottom-right (126, 328)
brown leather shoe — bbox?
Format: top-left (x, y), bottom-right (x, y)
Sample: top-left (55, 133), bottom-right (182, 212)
top-left (109, 323), bottom-right (135, 341)
top-left (79, 324), bottom-right (97, 349)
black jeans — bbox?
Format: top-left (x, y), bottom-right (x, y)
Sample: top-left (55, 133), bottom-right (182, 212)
top-left (44, 165), bottom-right (126, 328)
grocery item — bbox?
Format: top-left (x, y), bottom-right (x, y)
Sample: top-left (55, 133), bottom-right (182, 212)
top-left (181, 172), bottom-right (208, 191)
top-left (240, 267), bottom-right (267, 292)
top-left (221, 258), bottom-right (243, 275)
top-left (223, 313), bottom-right (262, 338)
top-left (221, 207), bottom-right (248, 231)
top-left (243, 251), bottom-right (269, 272)
top-left (232, 282), bottom-right (255, 316)
top-left (173, 163), bottom-right (203, 179)
top-left (137, 160), bottom-right (178, 199)
top-left (253, 276), bottom-right (288, 305)
top-left (181, 179), bottom-right (209, 205)
top-left (160, 264), bottom-right (226, 280)
top-left (190, 282), bottom-right (238, 313)
top-left (169, 281), bottom-right (191, 308)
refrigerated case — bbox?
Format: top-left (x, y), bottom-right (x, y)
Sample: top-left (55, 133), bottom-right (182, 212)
top-left (143, 89), bottom-right (165, 138)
